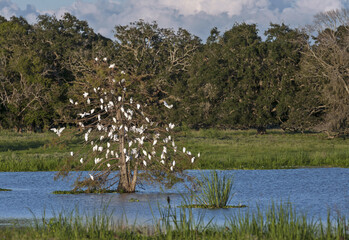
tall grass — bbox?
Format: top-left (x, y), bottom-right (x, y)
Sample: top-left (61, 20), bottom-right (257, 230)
top-left (182, 170), bottom-right (235, 208)
top-left (0, 202), bottom-right (348, 239)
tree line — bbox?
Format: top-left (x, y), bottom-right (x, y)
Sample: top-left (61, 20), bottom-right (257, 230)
top-left (0, 9), bottom-right (348, 136)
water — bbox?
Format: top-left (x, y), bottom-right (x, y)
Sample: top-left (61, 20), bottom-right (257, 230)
top-left (0, 168), bottom-right (349, 226)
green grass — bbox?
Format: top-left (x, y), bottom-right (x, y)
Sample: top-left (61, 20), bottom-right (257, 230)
top-left (0, 203), bottom-right (347, 239)
top-left (1, 128), bottom-right (349, 171)
top-left (181, 170), bottom-right (237, 209)
top-left (177, 128), bottom-right (349, 169)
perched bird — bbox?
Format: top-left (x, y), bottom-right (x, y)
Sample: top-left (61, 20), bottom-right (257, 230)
top-left (109, 63), bottom-right (115, 69)
top-left (89, 174), bottom-right (94, 181)
top-left (163, 101), bottom-right (173, 109)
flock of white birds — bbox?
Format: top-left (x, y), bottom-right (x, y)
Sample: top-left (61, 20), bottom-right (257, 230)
top-left (51, 58), bottom-right (200, 182)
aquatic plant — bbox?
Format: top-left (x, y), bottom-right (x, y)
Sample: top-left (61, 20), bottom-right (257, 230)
top-left (181, 170), bottom-right (237, 209)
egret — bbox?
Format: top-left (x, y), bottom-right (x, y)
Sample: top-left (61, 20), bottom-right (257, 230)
top-left (128, 141), bottom-right (132, 147)
top-left (169, 123), bottom-right (175, 129)
top-left (142, 150), bottom-right (147, 156)
top-left (90, 109), bottom-right (95, 114)
top-left (137, 104), bottom-right (140, 109)
top-left (109, 63), bottom-right (115, 68)
top-left (100, 98), bottom-right (104, 104)
top-left (145, 117), bottom-right (150, 123)
top-left (107, 163), bottom-right (111, 168)
top-left (113, 117), bottom-right (117, 123)
top-left (87, 98), bottom-right (91, 104)
top-left (83, 92), bottom-right (88, 98)
top-left (170, 166), bottom-right (173, 171)
top-left (160, 160), bottom-right (165, 164)
top-left (118, 96), bottom-right (122, 102)
top-left (163, 101), bottom-right (173, 109)
top-left (198, 153), bottom-right (201, 157)
top-left (123, 148), bottom-right (127, 154)
top-left (107, 142), bottom-right (110, 148)
top-left (80, 158), bottom-right (83, 164)
top-left (143, 160), bottom-right (147, 166)
top-left (191, 157), bottom-right (195, 163)
top-left (183, 147), bottom-right (186, 153)
top-left (172, 160), bottom-right (175, 166)
top-left (121, 70), bottom-right (125, 74)
top-left (153, 140), bottom-right (157, 146)
top-left (94, 57), bottom-right (98, 61)
top-left (126, 155), bottom-right (130, 162)
top-left (103, 57), bottom-right (107, 61)
top-left (69, 98), bottom-right (74, 104)
top-left (98, 146), bottom-right (103, 152)
top-left (70, 152), bottom-right (74, 156)
top-left (89, 174), bottom-right (94, 180)
top-left (85, 133), bottom-right (88, 142)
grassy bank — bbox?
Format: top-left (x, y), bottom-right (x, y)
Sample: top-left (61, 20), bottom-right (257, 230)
top-left (0, 203), bottom-right (347, 239)
top-left (1, 128), bottom-right (349, 172)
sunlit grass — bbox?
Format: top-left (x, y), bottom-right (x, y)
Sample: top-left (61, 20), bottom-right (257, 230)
top-left (1, 128), bottom-right (349, 171)
top-left (0, 202), bottom-right (347, 239)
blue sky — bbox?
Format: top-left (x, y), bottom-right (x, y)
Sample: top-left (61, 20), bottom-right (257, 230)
top-left (1, 0), bottom-right (348, 40)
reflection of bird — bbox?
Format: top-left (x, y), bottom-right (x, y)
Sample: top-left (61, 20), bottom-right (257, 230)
top-left (89, 174), bottom-right (94, 181)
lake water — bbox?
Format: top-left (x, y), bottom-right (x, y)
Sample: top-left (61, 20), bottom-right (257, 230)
top-left (0, 168), bottom-right (349, 226)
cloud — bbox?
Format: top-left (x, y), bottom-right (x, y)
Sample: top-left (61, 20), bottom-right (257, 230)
top-left (1, 0), bottom-right (348, 40)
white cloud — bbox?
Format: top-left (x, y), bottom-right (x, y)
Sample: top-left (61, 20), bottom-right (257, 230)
top-left (1, 0), bottom-right (348, 40)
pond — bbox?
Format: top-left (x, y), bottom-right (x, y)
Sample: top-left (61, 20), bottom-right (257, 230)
top-left (0, 168), bottom-right (349, 226)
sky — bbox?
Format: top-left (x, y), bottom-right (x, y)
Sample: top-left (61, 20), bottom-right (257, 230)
top-left (0, 0), bottom-right (348, 41)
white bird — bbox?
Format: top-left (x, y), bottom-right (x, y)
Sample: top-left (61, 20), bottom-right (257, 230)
top-left (109, 63), bottom-right (115, 68)
top-left (153, 140), bottom-right (157, 146)
top-left (100, 98), bottom-right (104, 104)
top-left (70, 152), bottom-right (74, 156)
top-left (137, 104), bottom-right (140, 109)
top-left (107, 142), bottom-right (110, 148)
top-left (113, 117), bottom-right (117, 123)
top-left (142, 150), bottom-right (147, 156)
top-left (90, 109), bottom-right (95, 114)
top-left (183, 147), bottom-right (186, 153)
top-left (123, 148), bottom-right (127, 154)
top-left (163, 146), bottom-right (167, 153)
top-left (107, 163), bottom-right (111, 168)
top-left (89, 174), bottom-right (94, 181)
top-left (87, 98), bottom-right (91, 104)
top-left (98, 115), bottom-right (101, 121)
top-left (80, 158), bottom-right (83, 164)
top-left (121, 70), bottom-right (125, 74)
top-left (98, 146), bottom-right (103, 152)
top-left (128, 141), bottom-right (132, 147)
top-left (94, 88), bottom-right (97, 93)
top-left (143, 160), bottom-right (147, 166)
top-left (170, 166), bottom-right (173, 171)
top-left (172, 160), bottom-right (175, 166)
top-left (121, 79), bottom-right (126, 83)
top-left (130, 98), bottom-right (133, 104)
top-left (126, 155), bottom-right (130, 162)
top-left (75, 102), bottom-right (78, 105)
top-left (191, 157), bottom-right (195, 163)
top-left (118, 96), bottom-right (122, 102)
top-left (69, 98), bottom-right (74, 104)
top-left (169, 123), bottom-right (175, 129)
top-left (103, 57), bottom-right (107, 62)
top-left (83, 92), bottom-right (88, 98)
top-left (163, 101), bottom-right (173, 109)
top-left (94, 57), bottom-right (98, 61)
top-left (198, 153), bottom-right (201, 158)
top-left (145, 117), bottom-right (150, 123)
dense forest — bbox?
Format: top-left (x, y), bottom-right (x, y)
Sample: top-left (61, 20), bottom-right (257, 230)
top-left (0, 9), bottom-right (348, 136)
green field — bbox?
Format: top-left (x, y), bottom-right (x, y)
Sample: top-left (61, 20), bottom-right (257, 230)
top-left (0, 128), bottom-right (349, 172)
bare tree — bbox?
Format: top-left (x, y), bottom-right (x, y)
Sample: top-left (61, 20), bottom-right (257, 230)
top-left (54, 59), bottom-right (199, 193)
top-left (303, 9), bottom-right (349, 135)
